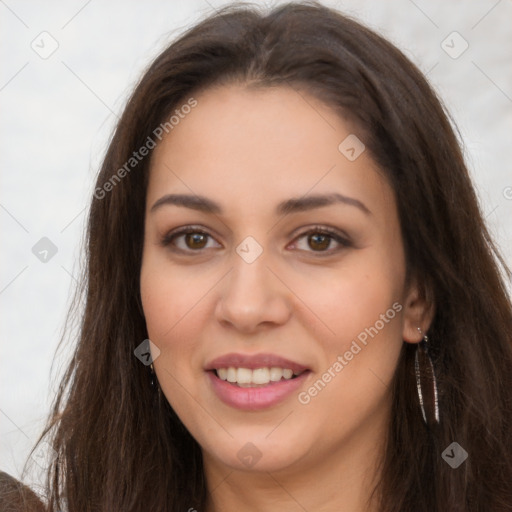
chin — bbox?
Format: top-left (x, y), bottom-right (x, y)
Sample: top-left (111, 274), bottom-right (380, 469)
top-left (201, 428), bottom-right (308, 474)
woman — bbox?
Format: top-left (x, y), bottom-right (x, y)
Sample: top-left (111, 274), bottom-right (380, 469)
top-left (24, 1), bottom-right (512, 510)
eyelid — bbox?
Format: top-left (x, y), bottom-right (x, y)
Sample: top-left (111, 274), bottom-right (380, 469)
top-left (160, 224), bottom-right (220, 250)
top-left (288, 225), bottom-right (352, 254)
top-left (289, 224), bottom-right (350, 241)
top-left (160, 224), bottom-right (352, 254)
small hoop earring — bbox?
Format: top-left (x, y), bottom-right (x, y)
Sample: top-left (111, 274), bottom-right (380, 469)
top-left (414, 327), bottom-right (440, 426)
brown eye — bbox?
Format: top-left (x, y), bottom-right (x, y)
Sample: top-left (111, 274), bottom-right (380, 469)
top-left (185, 232), bottom-right (208, 249)
top-left (161, 226), bottom-right (221, 253)
top-left (308, 233), bottom-right (331, 251)
top-left (292, 227), bottom-right (351, 255)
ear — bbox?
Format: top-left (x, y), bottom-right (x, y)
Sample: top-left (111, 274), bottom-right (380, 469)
top-left (402, 277), bottom-right (435, 344)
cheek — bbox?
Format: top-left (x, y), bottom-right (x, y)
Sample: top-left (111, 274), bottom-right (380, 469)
top-left (139, 249), bottom-right (231, 405)
top-left (294, 269), bottom-right (404, 438)
top-left (293, 251), bottom-right (404, 348)
top-left (140, 254), bottom-right (205, 374)
top-left (292, 245), bottom-right (405, 411)
top-left (140, 263), bottom-right (202, 415)
top-left (140, 249), bottom-right (213, 338)
top-left (140, 257), bottom-right (223, 443)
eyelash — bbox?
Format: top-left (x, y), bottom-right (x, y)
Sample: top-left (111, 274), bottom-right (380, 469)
top-left (160, 224), bottom-right (352, 256)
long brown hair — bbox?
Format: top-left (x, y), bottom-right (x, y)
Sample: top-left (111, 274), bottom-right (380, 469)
top-left (27, 2), bottom-right (512, 510)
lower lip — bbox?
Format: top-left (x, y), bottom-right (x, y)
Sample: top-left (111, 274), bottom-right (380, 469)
top-left (207, 371), bottom-right (310, 411)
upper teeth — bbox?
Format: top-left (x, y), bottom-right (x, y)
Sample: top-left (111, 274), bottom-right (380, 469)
top-left (216, 367), bottom-right (297, 386)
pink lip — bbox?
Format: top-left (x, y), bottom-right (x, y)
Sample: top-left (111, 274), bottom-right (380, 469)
top-left (205, 353), bottom-right (311, 411)
top-left (204, 352), bottom-right (309, 374)
top-left (207, 370), bottom-right (310, 411)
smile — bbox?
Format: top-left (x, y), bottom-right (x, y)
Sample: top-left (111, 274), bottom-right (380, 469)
top-left (205, 353), bottom-right (311, 410)
top-left (215, 366), bottom-right (303, 387)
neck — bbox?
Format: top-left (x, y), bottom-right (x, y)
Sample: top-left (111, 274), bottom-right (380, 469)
top-left (203, 416), bottom-right (387, 512)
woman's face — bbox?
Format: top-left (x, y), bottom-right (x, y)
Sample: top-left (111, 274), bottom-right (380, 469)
top-left (140, 84), bottom-right (427, 476)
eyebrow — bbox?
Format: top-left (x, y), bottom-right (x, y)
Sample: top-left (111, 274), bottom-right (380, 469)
top-left (150, 192), bottom-right (371, 216)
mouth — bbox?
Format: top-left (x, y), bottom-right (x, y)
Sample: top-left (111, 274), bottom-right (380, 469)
top-left (211, 366), bottom-right (306, 387)
top-left (205, 353), bottom-right (311, 410)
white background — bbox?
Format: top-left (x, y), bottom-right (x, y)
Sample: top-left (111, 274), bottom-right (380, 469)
top-left (1, 0), bottom-right (511, 491)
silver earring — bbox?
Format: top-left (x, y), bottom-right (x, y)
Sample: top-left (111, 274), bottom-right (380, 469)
top-left (149, 363), bottom-right (156, 388)
top-left (414, 327), bottom-right (439, 426)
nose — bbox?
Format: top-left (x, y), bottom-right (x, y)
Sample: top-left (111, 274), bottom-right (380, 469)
top-left (214, 247), bottom-right (292, 333)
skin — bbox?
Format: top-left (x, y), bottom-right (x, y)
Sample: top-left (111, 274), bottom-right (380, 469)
top-left (140, 84), bottom-right (433, 511)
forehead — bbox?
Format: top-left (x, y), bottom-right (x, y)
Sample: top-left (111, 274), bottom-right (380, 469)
top-left (147, 84), bottom-right (391, 215)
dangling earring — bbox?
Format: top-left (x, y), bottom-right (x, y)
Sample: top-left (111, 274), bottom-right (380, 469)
top-left (149, 363), bottom-right (156, 388)
top-left (414, 327), bottom-right (440, 426)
